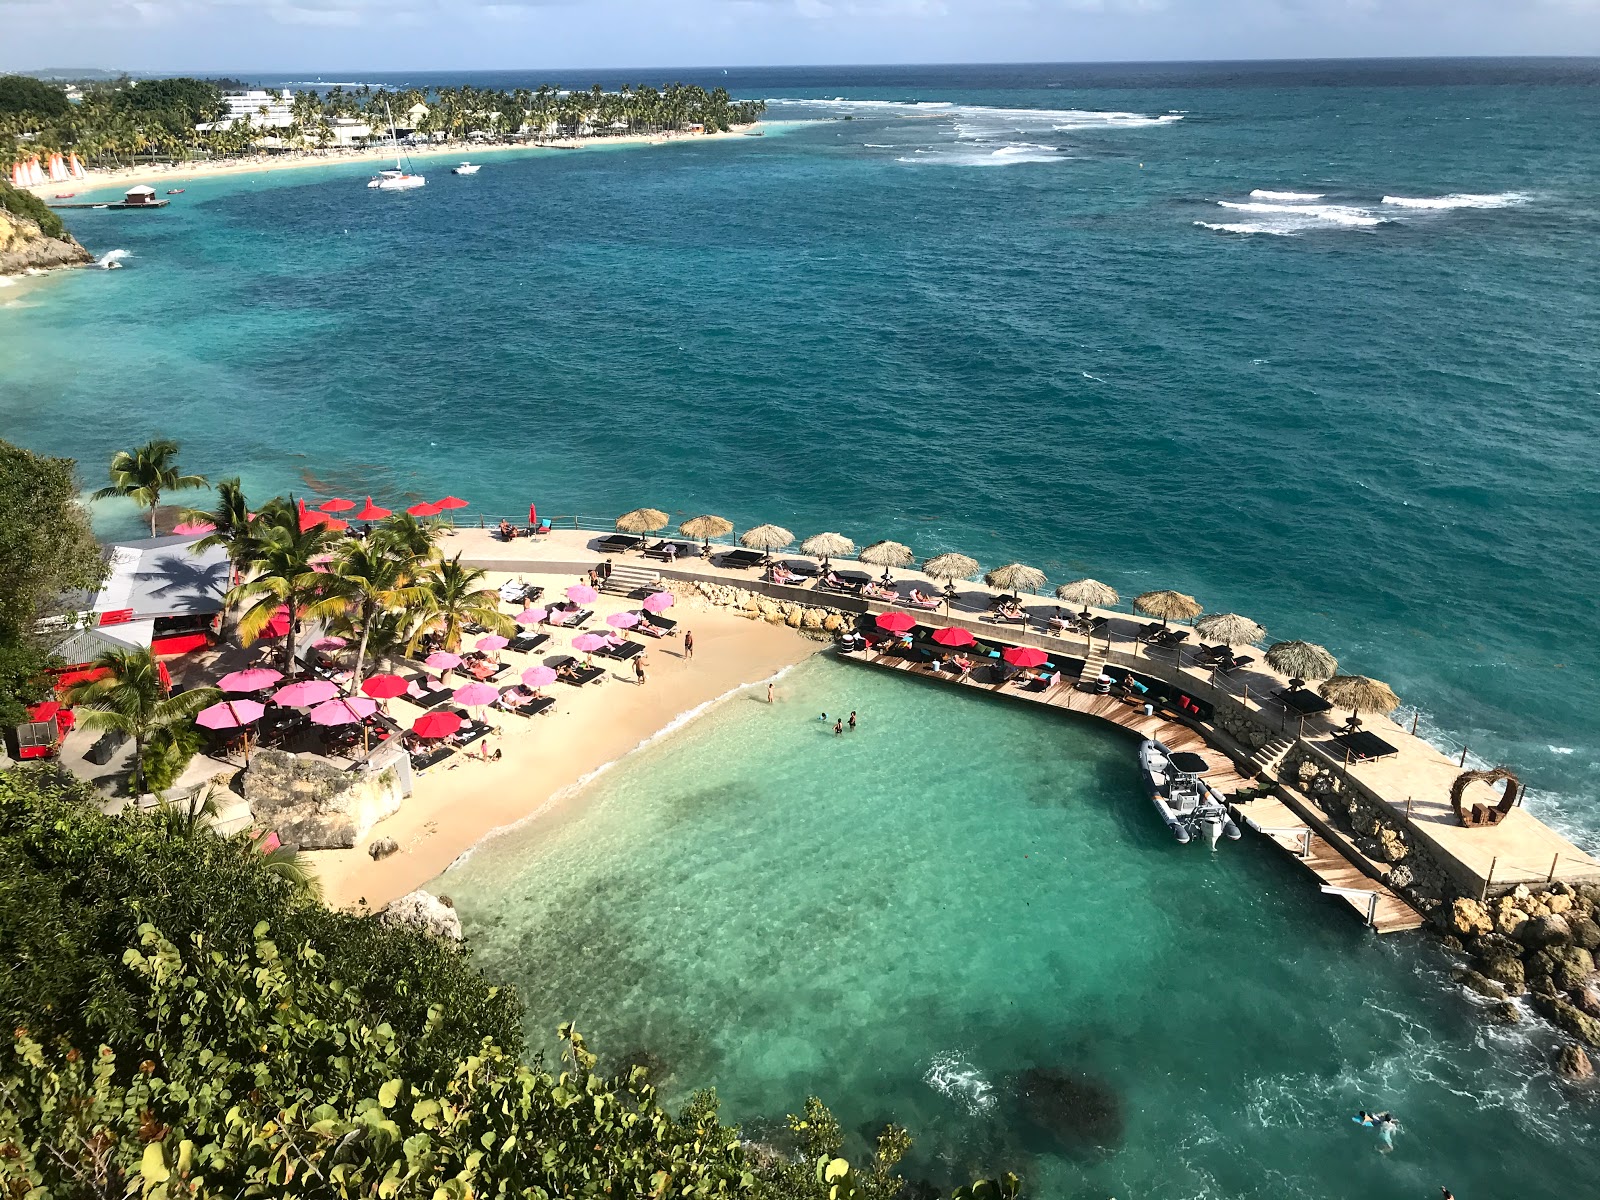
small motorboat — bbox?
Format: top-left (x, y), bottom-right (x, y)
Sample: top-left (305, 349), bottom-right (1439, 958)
top-left (451, 162), bottom-right (481, 176)
top-left (166, 188), bottom-right (185, 195)
top-left (54, 192), bottom-right (75, 199)
top-left (1138, 739), bottom-right (1241, 849)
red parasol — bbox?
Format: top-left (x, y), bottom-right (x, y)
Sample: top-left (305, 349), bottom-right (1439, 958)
top-left (435, 496), bottom-right (468, 511)
top-left (528, 502), bottom-right (537, 527)
top-left (932, 627), bottom-right (976, 647)
top-left (875, 611), bottom-right (916, 633)
top-left (361, 673), bottom-right (410, 699)
top-left (407, 501), bottom-right (441, 517)
top-left (355, 497), bottom-right (391, 521)
top-left (1002, 646), bottom-right (1050, 668)
top-left (413, 711), bottom-right (463, 740)
top-left (318, 498), bottom-right (356, 513)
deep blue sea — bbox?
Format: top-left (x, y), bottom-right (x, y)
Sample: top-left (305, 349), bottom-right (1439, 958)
top-left (4, 59), bottom-right (1600, 1196)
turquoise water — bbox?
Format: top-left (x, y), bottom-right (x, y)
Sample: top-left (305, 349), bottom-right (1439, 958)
top-left (440, 656), bottom-right (1597, 1199)
top-left (5, 59), bottom-right (1600, 1194)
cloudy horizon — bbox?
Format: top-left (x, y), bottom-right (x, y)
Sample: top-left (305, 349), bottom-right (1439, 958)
top-left (2, 0), bottom-right (1598, 74)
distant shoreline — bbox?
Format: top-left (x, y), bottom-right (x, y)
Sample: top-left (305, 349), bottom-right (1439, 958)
top-left (19, 122), bottom-right (766, 200)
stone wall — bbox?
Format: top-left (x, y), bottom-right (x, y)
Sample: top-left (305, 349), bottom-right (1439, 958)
top-left (243, 745), bottom-right (411, 850)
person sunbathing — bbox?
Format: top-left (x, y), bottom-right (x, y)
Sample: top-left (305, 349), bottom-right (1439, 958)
top-left (498, 519), bottom-right (515, 541)
top-left (556, 662), bottom-right (581, 682)
top-left (1047, 606), bottom-right (1071, 632)
top-left (769, 564), bottom-right (798, 584)
top-left (996, 600), bottom-right (1025, 620)
top-left (823, 570), bottom-right (853, 590)
top-left (500, 685), bottom-right (533, 709)
top-left (952, 654), bottom-right (974, 677)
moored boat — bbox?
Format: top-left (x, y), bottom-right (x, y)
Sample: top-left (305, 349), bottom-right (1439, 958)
top-left (369, 102), bottom-right (426, 191)
top-left (451, 162), bottom-right (481, 175)
top-left (1138, 739), bottom-right (1241, 848)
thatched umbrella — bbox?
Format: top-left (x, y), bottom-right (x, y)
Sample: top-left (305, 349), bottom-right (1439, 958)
top-left (1134, 590), bottom-right (1202, 627)
top-left (984, 563), bottom-right (1047, 598)
top-left (859, 539), bottom-right (914, 581)
top-left (739, 524), bottom-right (794, 558)
top-left (923, 552), bottom-right (981, 606)
top-left (1195, 613), bottom-right (1265, 647)
top-left (801, 532), bottom-right (855, 570)
top-left (616, 508), bottom-right (669, 534)
top-left (679, 514), bottom-right (733, 552)
top-left (1266, 641), bottom-right (1338, 689)
top-left (1319, 674), bottom-right (1400, 731)
top-left (1056, 578), bottom-right (1118, 612)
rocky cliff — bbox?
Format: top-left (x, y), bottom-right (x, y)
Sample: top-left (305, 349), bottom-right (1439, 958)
top-left (0, 205), bottom-right (92, 275)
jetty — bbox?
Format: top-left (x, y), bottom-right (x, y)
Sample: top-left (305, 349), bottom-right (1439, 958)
top-left (49, 184), bottom-right (169, 210)
top-left (440, 522), bottom-right (1598, 931)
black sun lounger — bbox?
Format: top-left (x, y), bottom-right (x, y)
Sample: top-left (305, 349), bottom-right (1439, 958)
top-left (410, 745), bottom-right (455, 772)
top-left (643, 540), bottom-right (695, 561)
top-left (595, 534), bottom-right (643, 554)
top-left (497, 694), bottom-right (556, 718)
top-left (1331, 730), bottom-right (1399, 762)
top-left (545, 608), bottom-right (594, 629)
top-left (718, 548), bottom-right (765, 569)
top-left (508, 632), bottom-right (551, 654)
top-left (596, 640), bottom-right (644, 661)
top-left (407, 681), bottom-right (454, 709)
top-left (1278, 687), bottom-right (1333, 716)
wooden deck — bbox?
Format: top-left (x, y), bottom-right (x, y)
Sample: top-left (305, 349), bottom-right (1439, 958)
top-left (849, 645), bottom-right (1424, 934)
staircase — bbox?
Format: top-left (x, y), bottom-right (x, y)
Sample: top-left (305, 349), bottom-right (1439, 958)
top-left (1076, 644), bottom-right (1108, 690)
top-left (1249, 735), bottom-right (1296, 780)
top-left (603, 564), bottom-right (661, 597)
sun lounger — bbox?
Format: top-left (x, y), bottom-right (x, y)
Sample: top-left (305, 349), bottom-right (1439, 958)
top-left (982, 611), bottom-right (1029, 625)
top-left (549, 656), bottom-right (606, 686)
top-left (410, 745), bottom-right (455, 772)
top-left (1331, 730), bottom-right (1399, 762)
top-left (780, 560), bottom-right (819, 578)
top-left (718, 548), bottom-right (765, 570)
top-left (595, 534), bottom-right (642, 554)
top-left (545, 607), bottom-right (594, 628)
top-left (643, 540), bottom-right (694, 562)
top-left (507, 632), bottom-right (550, 654)
top-left (634, 614), bottom-right (676, 637)
top-left (406, 681), bottom-right (454, 709)
top-left (897, 595), bottom-right (942, 611)
top-left (596, 640), bottom-right (644, 661)
top-left (498, 690), bottom-right (556, 717)
top-left (1277, 687), bottom-right (1333, 716)
top-left (1214, 654), bottom-right (1255, 675)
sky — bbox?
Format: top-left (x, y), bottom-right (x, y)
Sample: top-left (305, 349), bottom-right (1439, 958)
top-left (1, 0), bottom-right (1598, 74)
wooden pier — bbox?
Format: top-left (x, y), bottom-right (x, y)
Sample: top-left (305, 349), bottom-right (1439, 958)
top-left (846, 643), bottom-right (1425, 933)
top-left (48, 199), bottom-right (170, 210)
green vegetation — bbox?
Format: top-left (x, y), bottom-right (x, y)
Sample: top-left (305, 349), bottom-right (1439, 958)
top-left (0, 77), bottom-right (766, 170)
top-left (92, 439), bottom-right (208, 537)
top-left (0, 440), bottom-right (104, 728)
top-left (0, 768), bottom-right (1016, 1199)
top-left (61, 647), bottom-right (218, 795)
top-left (0, 175), bottom-right (68, 240)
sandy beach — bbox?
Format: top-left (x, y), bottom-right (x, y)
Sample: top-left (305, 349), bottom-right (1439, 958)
top-left (19, 124), bottom-right (765, 200)
top-left (307, 571), bottom-right (815, 911)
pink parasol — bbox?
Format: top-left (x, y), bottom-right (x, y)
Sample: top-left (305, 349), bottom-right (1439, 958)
top-left (173, 521), bottom-right (215, 536)
top-left (642, 591), bottom-right (675, 614)
top-left (196, 699), bottom-right (265, 729)
top-left (413, 711), bottom-right (462, 740)
top-left (312, 635), bottom-right (346, 650)
top-left (273, 679), bottom-right (338, 707)
top-left (309, 696), bottom-right (377, 726)
top-left (566, 584), bottom-right (598, 604)
top-left (425, 651), bottom-right (462, 671)
top-left (515, 607), bottom-right (547, 626)
top-left (453, 682), bottom-right (499, 708)
top-left (522, 666), bottom-right (557, 688)
top-left (361, 673), bottom-right (410, 699)
top-left (571, 634), bottom-right (606, 653)
top-left (218, 668), bottom-right (283, 693)
top-left (318, 497), bottom-right (356, 513)
top-left (475, 634), bottom-right (509, 652)
top-left (606, 612), bottom-right (639, 629)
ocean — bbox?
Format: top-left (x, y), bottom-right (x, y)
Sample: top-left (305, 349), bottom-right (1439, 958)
top-left (3, 58), bottom-right (1598, 1195)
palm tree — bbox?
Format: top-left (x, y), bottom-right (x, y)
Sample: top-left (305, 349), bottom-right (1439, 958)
top-left (93, 439), bottom-right (208, 536)
top-left (63, 647), bottom-right (219, 796)
top-left (407, 553), bottom-right (512, 654)
top-left (308, 535), bottom-right (429, 688)
top-left (229, 502), bottom-right (339, 680)
top-left (375, 511), bottom-right (441, 562)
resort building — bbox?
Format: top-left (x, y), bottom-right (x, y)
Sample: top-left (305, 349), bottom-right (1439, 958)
top-left (196, 89), bottom-right (295, 133)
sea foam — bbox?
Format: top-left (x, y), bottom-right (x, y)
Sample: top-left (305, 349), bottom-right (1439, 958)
top-left (924, 1052), bottom-right (996, 1115)
top-left (1249, 189), bottom-right (1325, 201)
top-left (1381, 192), bottom-right (1529, 209)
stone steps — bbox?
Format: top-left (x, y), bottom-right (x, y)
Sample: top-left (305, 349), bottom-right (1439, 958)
top-left (1250, 735), bottom-right (1296, 779)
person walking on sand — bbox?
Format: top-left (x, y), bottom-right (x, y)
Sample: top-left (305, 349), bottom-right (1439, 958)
top-left (848, 711), bottom-right (857, 732)
top-left (684, 630), bottom-right (694, 660)
top-left (634, 654), bottom-right (647, 686)
top-left (833, 717), bottom-right (844, 736)
top-left (767, 681), bottom-right (775, 704)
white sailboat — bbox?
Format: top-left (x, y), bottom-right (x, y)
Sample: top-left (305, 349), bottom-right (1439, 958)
top-left (369, 103), bottom-right (426, 191)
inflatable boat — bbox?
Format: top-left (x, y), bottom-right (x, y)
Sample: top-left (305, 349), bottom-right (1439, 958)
top-left (1138, 739), bottom-right (1242, 848)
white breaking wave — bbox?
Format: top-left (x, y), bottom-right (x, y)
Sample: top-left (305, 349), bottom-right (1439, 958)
top-left (1249, 189), bottom-right (1325, 201)
top-left (1381, 192), bottom-right (1529, 209)
top-left (1217, 200), bottom-right (1383, 227)
top-left (924, 1052), bottom-right (996, 1116)
top-left (767, 97), bottom-right (1182, 132)
top-left (1194, 221), bottom-right (1294, 237)
top-left (96, 248), bottom-right (131, 269)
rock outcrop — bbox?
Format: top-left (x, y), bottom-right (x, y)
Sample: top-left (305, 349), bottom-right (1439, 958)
top-left (379, 889), bottom-right (462, 942)
top-left (243, 746), bottom-right (409, 850)
top-left (0, 206), bottom-right (91, 275)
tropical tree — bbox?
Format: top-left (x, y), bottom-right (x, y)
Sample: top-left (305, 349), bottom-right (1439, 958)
top-left (92, 438), bottom-right (208, 536)
top-left (62, 646), bottom-right (219, 795)
top-left (183, 475), bottom-right (254, 602)
top-left (376, 510), bottom-right (441, 561)
top-left (308, 534), bottom-right (429, 687)
top-left (408, 553), bottom-right (512, 653)
top-left (228, 501), bottom-right (338, 679)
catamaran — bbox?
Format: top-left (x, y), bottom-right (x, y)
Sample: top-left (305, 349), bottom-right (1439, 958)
top-left (369, 103), bottom-right (426, 191)
top-left (1138, 739), bottom-right (1241, 849)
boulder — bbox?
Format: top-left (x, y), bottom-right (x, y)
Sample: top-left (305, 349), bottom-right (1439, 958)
top-left (1568, 916), bottom-right (1600, 952)
top-left (1487, 1001), bottom-right (1522, 1025)
top-left (1573, 985), bottom-right (1600, 1020)
top-left (368, 836), bottom-right (400, 860)
top-left (1477, 951), bottom-right (1525, 994)
top-left (1377, 827), bottom-right (1408, 863)
top-left (1450, 898), bottom-right (1493, 938)
top-left (822, 614), bottom-right (845, 633)
top-left (1530, 945), bottom-right (1596, 992)
top-left (1452, 968), bottom-right (1505, 999)
top-left (242, 747), bottom-right (407, 850)
top-left (1387, 864), bottom-right (1414, 891)
top-left (800, 608), bottom-right (826, 630)
top-left (378, 889), bottom-right (462, 942)
top-left (1544, 999), bottom-right (1600, 1048)
top-left (1517, 913), bottom-right (1571, 950)
top-left (1547, 892), bottom-right (1573, 915)
top-left (1493, 899), bottom-right (1528, 939)
top-left (784, 608), bottom-right (802, 628)
top-left (1555, 1044), bottom-right (1593, 1082)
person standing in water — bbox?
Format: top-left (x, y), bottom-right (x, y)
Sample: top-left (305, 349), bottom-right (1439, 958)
top-left (848, 711), bottom-right (857, 731)
top-left (833, 718), bottom-right (844, 736)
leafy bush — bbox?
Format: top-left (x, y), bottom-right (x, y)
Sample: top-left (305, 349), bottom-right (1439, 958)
top-left (137, 720), bottom-right (203, 793)
top-left (0, 75), bottom-right (70, 118)
top-left (0, 177), bottom-right (69, 242)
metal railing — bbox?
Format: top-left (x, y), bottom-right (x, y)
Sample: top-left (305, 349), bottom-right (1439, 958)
top-left (1321, 884), bottom-right (1381, 928)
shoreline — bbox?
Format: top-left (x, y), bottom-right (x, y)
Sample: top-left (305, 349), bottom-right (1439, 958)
top-left (19, 123), bottom-right (766, 201)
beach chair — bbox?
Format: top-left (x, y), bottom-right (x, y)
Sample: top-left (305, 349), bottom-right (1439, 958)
top-left (508, 632), bottom-right (550, 654)
top-left (718, 548), bottom-right (765, 570)
top-left (596, 640), bottom-right (644, 661)
top-left (594, 534), bottom-right (643, 554)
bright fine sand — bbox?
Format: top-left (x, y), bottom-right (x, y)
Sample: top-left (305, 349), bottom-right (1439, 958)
top-left (307, 575), bottom-right (813, 911)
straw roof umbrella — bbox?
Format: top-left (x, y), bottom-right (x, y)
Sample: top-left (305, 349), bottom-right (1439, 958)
top-left (1056, 578), bottom-right (1118, 610)
top-left (1134, 590), bottom-right (1202, 626)
top-left (1319, 674), bottom-right (1400, 715)
top-left (739, 524), bottom-right (794, 555)
top-left (985, 563), bottom-right (1047, 597)
top-left (1266, 641), bottom-right (1338, 688)
top-left (923, 552), bottom-right (981, 609)
top-left (616, 508), bottom-right (669, 534)
top-left (801, 532), bottom-right (855, 570)
top-left (679, 514), bottom-right (733, 551)
top-left (859, 539), bottom-right (913, 581)
top-left (1194, 613), bottom-right (1265, 647)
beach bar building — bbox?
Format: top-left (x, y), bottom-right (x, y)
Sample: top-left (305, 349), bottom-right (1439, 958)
top-left (122, 184), bottom-right (161, 207)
